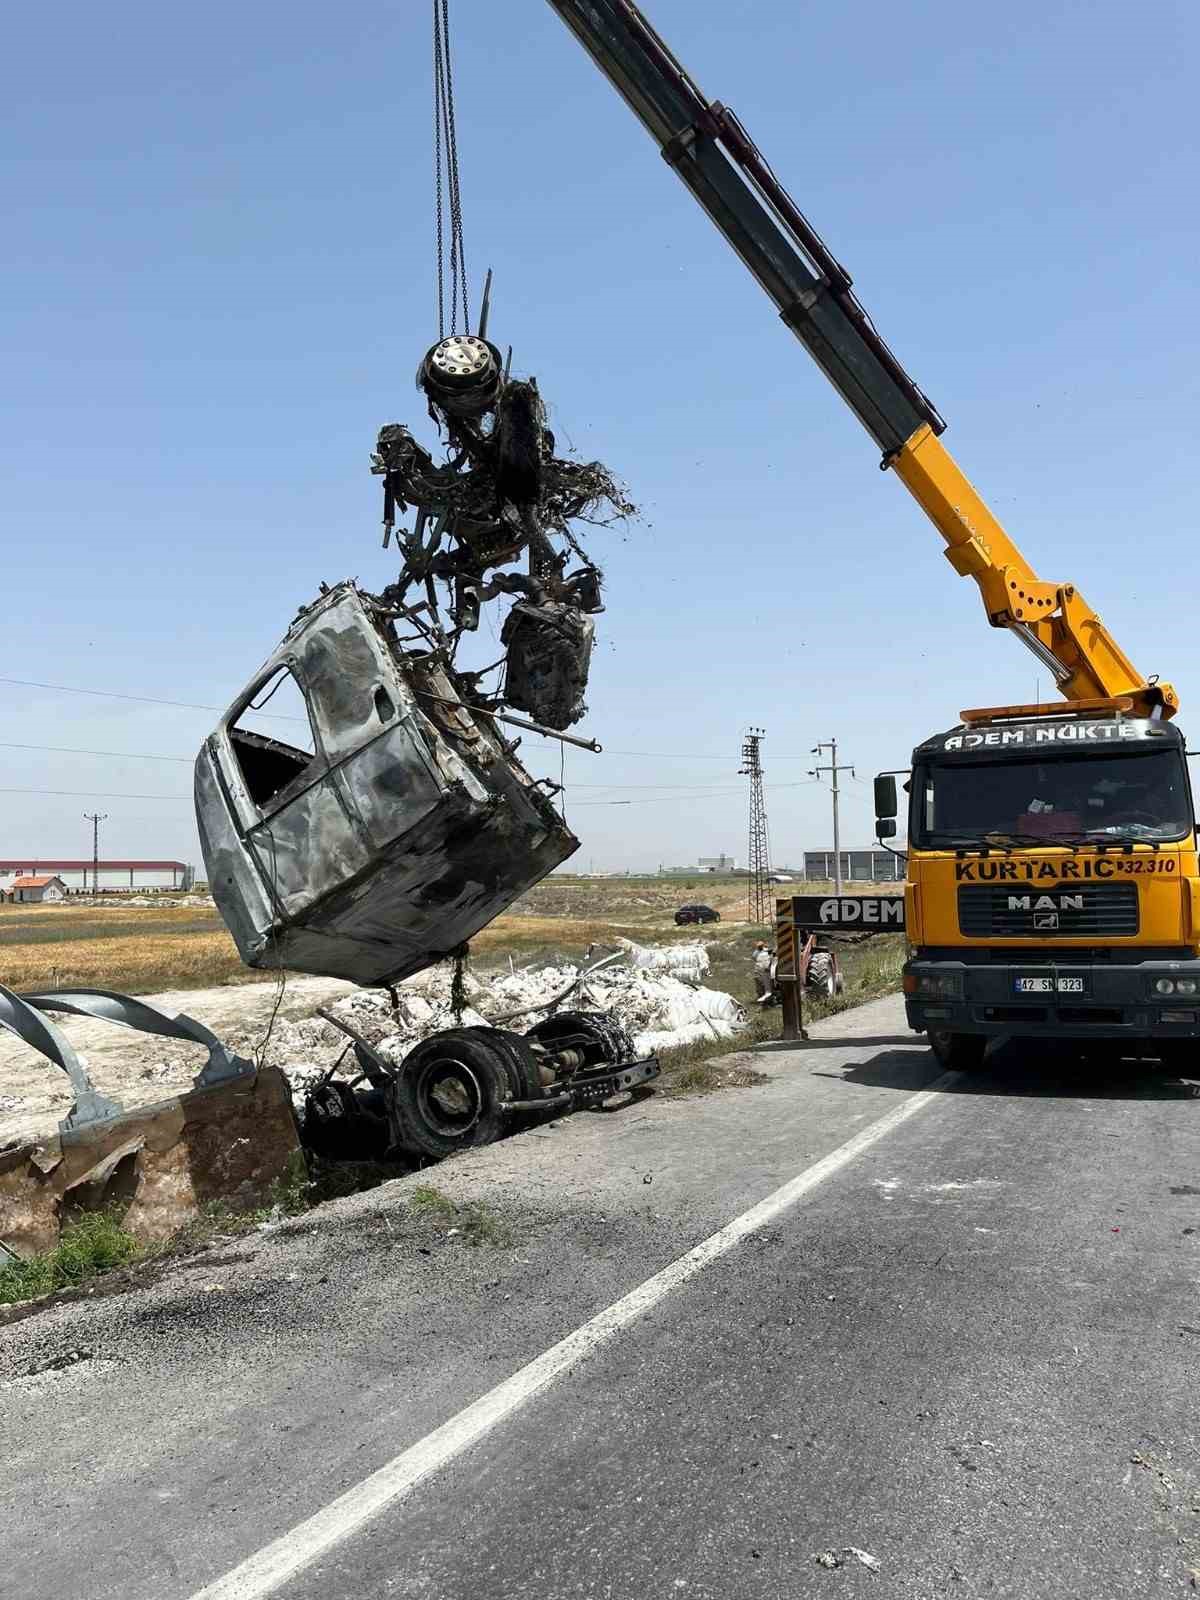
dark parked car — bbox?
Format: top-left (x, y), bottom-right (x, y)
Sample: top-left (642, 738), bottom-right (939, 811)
top-left (674, 903), bottom-right (721, 926)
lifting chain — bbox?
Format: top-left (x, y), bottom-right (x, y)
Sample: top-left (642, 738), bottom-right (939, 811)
top-left (433, 0), bottom-right (470, 338)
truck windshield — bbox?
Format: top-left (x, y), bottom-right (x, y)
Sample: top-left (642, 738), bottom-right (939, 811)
top-left (913, 747), bottom-right (1193, 848)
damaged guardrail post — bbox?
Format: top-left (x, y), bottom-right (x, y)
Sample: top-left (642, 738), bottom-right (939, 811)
top-left (0, 986), bottom-right (300, 1261)
top-left (0, 987), bottom-right (258, 1134)
top-left (19, 990), bottom-right (253, 1094)
top-left (0, 984), bottom-right (124, 1131)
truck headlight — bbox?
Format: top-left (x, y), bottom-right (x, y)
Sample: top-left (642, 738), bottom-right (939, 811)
top-left (1153, 977), bottom-right (1199, 997)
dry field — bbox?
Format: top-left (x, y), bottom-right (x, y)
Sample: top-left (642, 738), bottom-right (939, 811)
top-left (0, 875), bottom-right (898, 997)
top-left (0, 904), bottom-right (259, 995)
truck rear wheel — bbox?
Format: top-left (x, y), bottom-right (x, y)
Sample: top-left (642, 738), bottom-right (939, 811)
top-left (927, 1029), bottom-right (988, 1072)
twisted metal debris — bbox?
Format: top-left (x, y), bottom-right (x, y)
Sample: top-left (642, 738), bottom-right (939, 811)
top-left (369, 332), bottom-right (633, 730)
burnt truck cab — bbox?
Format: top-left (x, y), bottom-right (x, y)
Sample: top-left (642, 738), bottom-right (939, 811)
top-left (195, 582), bottom-right (578, 986)
top-left (881, 705), bottom-right (1200, 1068)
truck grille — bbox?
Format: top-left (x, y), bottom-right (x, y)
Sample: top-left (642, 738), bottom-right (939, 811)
top-left (957, 882), bottom-right (1139, 939)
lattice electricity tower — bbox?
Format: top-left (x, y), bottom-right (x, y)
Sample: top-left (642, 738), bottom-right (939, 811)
top-left (739, 728), bottom-right (772, 925)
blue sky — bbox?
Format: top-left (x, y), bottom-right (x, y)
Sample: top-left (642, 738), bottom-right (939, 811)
top-left (2, 0), bottom-right (1196, 873)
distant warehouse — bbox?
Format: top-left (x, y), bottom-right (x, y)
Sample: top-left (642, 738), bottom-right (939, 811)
top-left (0, 860), bottom-right (194, 894)
top-left (802, 848), bottom-right (905, 883)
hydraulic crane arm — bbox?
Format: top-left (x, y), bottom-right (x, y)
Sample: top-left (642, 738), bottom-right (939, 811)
top-left (544, 0), bottom-right (1177, 719)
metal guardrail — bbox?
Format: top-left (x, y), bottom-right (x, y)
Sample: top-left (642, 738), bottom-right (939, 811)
top-left (0, 985), bottom-right (254, 1134)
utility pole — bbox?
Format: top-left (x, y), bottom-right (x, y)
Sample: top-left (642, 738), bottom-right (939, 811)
top-left (739, 728), bottom-right (771, 924)
top-left (83, 812), bottom-right (107, 896)
top-left (810, 741), bottom-right (854, 894)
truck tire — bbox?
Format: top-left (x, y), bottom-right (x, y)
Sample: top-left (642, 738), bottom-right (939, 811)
top-left (387, 1030), bottom-right (508, 1159)
top-left (808, 951), bottom-right (836, 999)
top-left (927, 1029), bottom-right (988, 1072)
top-left (460, 1026), bottom-right (544, 1102)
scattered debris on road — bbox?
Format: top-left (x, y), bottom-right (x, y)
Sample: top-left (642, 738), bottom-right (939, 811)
top-left (813, 1546), bottom-right (882, 1573)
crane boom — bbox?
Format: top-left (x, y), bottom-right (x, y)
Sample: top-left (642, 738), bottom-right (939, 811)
top-left (544, 0), bottom-right (1177, 719)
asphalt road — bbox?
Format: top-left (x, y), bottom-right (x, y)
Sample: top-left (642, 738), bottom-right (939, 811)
top-left (3, 996), bottom-right (1198, 1599)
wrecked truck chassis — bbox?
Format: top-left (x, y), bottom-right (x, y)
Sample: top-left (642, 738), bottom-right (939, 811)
top-left (304, 1008), bottom-right (660, 1163)
top-left (498, 1055), bottom-right (659, 1115)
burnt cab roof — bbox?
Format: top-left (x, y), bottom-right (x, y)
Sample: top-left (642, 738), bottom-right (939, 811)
top-left (915, 716), bottom-right (1185, 763)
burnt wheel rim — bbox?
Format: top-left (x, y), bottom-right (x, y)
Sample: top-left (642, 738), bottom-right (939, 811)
top-left (414, 1056), bottom-right (484, 1138)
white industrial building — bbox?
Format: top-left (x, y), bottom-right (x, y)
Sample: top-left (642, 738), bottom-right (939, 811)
top-left (802, 847), bottom-right (905, 883)
top-left (659, 853), bottom-right (741, 875)
top-left (0, 860), bottom-right (194, 895)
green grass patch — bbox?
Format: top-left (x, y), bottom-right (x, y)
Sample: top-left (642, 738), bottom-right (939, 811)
top-left (0, 1212), bottom-right (141, 1306)
top-left (410, 1184), bottom-right (513, 1247)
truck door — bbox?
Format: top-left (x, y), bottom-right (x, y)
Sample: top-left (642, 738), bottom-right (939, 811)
top-left (223, 659), bottom-right (369, 922)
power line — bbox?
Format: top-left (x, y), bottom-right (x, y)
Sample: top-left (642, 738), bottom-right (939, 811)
top-left (574, 790), bottom-right (743, 807)
top-left (574, 780), bottom-right (821, 807)
top-left (539, 743), bottom-right (818, 761)
top-left (84, 811), bottom-right (107, 896)
top-left (0, 676), bottom-right (305, 723)
top-left (0, 679), bottom-right (877, 800)
top-left (1, 675), bottom-right (834, 759)
top-left (0, 735), bottom-right (834, 783)
top-left (0, 787), bottom-right (189, 802)
top-left (0, 741), bottom-right (191, 764)
top-left (0, 768), bottom-right (822, 806)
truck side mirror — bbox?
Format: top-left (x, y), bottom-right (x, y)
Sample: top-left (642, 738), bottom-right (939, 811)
top-left (874, 774), bottom-right (898, 819)
top-left (876, 818), bottom-right (898, 840)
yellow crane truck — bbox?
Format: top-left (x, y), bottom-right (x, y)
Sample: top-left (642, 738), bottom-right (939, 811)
top-left (546, 0), bottom-right (1197, 1069)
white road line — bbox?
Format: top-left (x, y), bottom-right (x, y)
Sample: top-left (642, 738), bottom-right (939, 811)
top-left (190, 1073), bottom-right (953, 1600)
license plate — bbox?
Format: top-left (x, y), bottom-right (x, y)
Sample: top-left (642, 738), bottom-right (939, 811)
top-left (1014, 975), bottom-right (1086, 994)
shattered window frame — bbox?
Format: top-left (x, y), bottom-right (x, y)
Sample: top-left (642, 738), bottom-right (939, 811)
top-left (225, 663), bottom-right (321, 814)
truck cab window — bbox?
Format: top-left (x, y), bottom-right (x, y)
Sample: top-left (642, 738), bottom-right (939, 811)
top-left (915, 749), bottom-right (1192, 847)
top-left (228, 669), bottom-right (317, 809)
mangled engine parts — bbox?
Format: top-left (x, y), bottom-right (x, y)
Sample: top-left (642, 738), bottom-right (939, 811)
top-left (371, 334), bottom-right (632, 731)
top-left (195, 581), bottom-right (579, 987)
top-left (502, 601), bottom-right (594, 732)
top-left (303, 1007), bottom-right (658, 1163)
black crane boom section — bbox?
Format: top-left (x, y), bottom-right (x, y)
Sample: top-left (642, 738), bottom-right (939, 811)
top-left (545, 0), bottom-right (945, 456)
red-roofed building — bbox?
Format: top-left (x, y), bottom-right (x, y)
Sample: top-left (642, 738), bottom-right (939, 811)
top-left (7, 874), bottom-right (67, 904)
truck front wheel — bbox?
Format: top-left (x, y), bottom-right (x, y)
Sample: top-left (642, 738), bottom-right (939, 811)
top-left (927, 1029), bottom-right (988, 1072)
